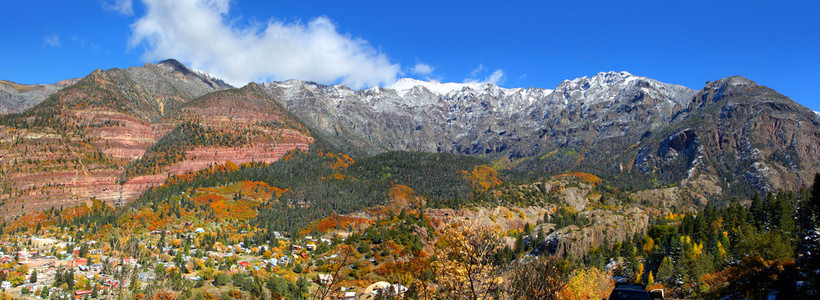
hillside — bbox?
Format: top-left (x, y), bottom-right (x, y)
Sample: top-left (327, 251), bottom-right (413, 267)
top-left (266, 72), bottom-right (820, 197)
top-left (0, 61), bottom-right (312, 216)
top-left (0, 78), bottom-right (80, 114)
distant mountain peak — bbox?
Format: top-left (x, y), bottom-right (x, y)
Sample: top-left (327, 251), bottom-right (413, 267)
top-left (157, 58), bottom-right (195, 76)
top-left (388, 78), bottom-right (506, 97)
top-left (714, 75), bottom-right (757, 87)
top-left (155, 58), bottom-right (233, 90)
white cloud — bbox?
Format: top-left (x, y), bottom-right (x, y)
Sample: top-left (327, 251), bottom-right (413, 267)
top-left (464, 64), bottom-right (505, 85)
top-left (411, 63), bottom-right (434, 76)
top-left (484, 69), bottom-right (505, 85)
top-left (102, 0), bottom-right (134, 15)
top-left (469, 64), bottom-right (484, 78)
top-left (43, 34), bottom-right (60, 47)
top-left (129, 0), bottom-right (400, 88)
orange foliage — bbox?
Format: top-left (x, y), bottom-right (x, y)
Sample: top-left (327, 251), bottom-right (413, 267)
top-left (236, 180), bottom-right (287, 200)
top-left (389, 185), bottom-right (415, 202)
top-left (148, 292), bottom-right (176, 300)
top-left (224, 160), bottom-right (239, 172)
top-left (193, 193), bottom-right (224, 205)
top-left (61, 205), bottom-right (91, 223)
top-left (374, 254), bottom-right (431, 278)
top-left (10, 211), bottom-right (51, 231)
top-left (321, 173), bottom-right (355, 181)
top-left (299, 214), bottom-right (373, 235)
top-left (318, 152), bottom-right (355, 169)
top-left (461, 165), bottom-right (502, 191)
top-left (552, 172), bottom-right (602, 185)
top-left (366, 185), bottom-right (423, 217)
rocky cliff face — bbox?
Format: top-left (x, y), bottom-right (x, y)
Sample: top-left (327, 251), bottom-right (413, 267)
top-left (535, 207), bottom-right (650, 259)
top-left (0, 61), bottom-right (312, 215)
top-left (265, 71), bottom-right (695, 157)
top-left (266, 72), bottom-right (819, 197)
top-left (633, 76), bottom-right (820, 194)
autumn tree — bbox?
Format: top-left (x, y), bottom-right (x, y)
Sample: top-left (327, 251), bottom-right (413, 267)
top-left (432, 223), bottom-right (504, 299)
top-left (506, 256), bottom-right (566, 300)
top-left (311, 244), bottom-right (356, 300)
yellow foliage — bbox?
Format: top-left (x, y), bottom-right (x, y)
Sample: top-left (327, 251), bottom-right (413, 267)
top-left (717, 242), bottom-right (726, 259)
top-left (561, 267), bottom-right (614, 300)
top-left (642, 238), bottom-right (655, 254)
top-left (552, 172), bottom-right (602, 185)
top-left (432, 223), bottom-right (503, 299)
top-left (461, 165), bottom-right (502, 191)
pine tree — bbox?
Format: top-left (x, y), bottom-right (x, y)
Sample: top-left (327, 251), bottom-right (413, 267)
top-left (66, 269), bottom-right (75, 290)
top-left (53, 268), bottom-right (62, 287)
top-left (647, 271), bottom-right (655, 288)
top-left (796, 173), bottom-right (820, 295)
top-left (750, 193), bottom-right (765, 229)
top-left (29, 270), bottom-right (37, 283)
top-left (656, 256), bottom-right (674, 284)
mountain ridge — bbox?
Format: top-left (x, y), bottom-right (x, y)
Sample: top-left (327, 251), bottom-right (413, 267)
top-left (1, 59), bottom-right (819, 216)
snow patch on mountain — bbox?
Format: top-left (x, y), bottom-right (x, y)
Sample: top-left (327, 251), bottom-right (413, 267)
top-left (390, 78), bottom-right (498, 97)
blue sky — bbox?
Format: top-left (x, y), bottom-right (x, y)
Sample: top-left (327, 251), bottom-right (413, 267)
top-left (1, 0), bottom-right (818, 109)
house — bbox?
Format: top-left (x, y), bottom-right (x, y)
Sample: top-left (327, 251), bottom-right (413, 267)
top-left (31, 237), bottom-right (59, 249)
top-left (1, 281), bottom-right (11, 289)
top-left (103, 278), bottom-right (119, 288)
top-left (318, 274), bottom-right (333, 285)
top-left (90, 263), bottom-right (103, 272)
top-left (237, 261), bottom-right (250, 269)
top-left (22, 257), bottom-right (57, 268)
top-left (341, 291), bottom-right (357, 299)
top-left (73, 257), bottom-right (88, 266)
top-left (306, 244), bottom-right (317, 251)
top-left (16, 249), bottom-right (34, 260)
top-left (195, 228), bottom-right (205, 234)
top-left (123, 257), bottom-right (138, 266)
top-left (74, 290), bottom-right (93, 297)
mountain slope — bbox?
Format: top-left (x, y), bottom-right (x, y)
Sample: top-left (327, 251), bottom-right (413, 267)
top-left (0, 61), bottom-right (313, 216)
top-left (0, 78), bottom-right (80, 114)
top-left (631, 76), bottom-right (820, 194)
top-left (265, 71), bottom-right (695, 157)
top-left (266, 72), bottom-right (819, 197)
top-left (2, 59), bottom-right (819, 216)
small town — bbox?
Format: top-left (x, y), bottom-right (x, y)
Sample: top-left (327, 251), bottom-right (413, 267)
top-left (0, 222), bottom-right (407, 300)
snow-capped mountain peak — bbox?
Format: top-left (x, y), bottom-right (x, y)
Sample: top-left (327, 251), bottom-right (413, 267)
top-left (389, 78), bottom-right (515, 97)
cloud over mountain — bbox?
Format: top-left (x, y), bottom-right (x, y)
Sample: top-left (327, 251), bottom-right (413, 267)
top-left (129, 0), bottom-right (400, 88)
